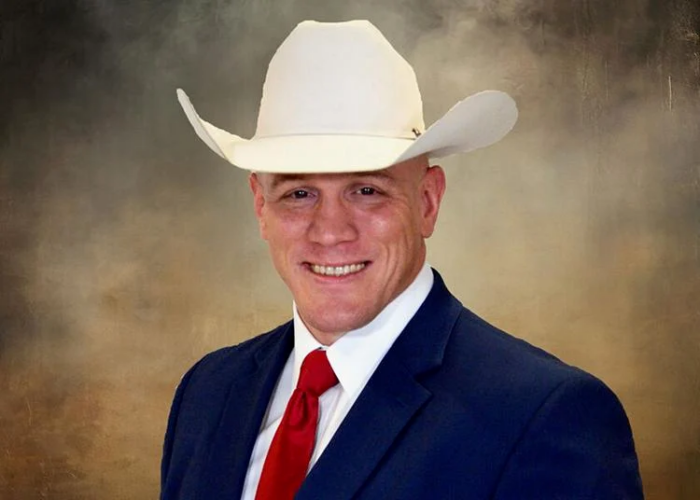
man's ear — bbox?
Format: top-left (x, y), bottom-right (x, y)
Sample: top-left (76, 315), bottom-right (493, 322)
top-left (420, 164), bottom-right (446, 238)
top-left (249, 173), bottom-right (268, 240)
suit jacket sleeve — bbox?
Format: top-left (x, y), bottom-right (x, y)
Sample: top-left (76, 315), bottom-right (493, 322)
top-left (493, 373), bottom-right (644, 499)
top-left (160, 358), bottom-right (203, 497)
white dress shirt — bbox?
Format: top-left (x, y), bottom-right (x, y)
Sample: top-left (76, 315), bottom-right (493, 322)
top-left (240, 263), bottom-right (434, 499)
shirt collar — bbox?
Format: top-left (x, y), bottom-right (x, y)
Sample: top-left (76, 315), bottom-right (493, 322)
top-left (292, 262), bottom-right (434, 398)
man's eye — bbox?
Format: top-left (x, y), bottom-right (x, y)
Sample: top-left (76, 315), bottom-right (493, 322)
top-left (358, 187), bottom-right (376, 195)
top-left (290, 190), bottom-right (309, 199)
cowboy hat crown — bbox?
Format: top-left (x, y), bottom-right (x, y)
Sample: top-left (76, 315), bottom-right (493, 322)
top-left (177, 20), bottom-right (517, 173)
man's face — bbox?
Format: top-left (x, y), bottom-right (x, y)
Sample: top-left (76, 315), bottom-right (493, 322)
top-left (249, 156), bottom-right (445, 344)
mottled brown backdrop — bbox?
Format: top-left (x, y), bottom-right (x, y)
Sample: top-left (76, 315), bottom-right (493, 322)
top-left (1, 0), bottom-right (698, 498)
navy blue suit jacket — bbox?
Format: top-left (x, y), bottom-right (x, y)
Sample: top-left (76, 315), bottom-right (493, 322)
top-left (161, 270), bottom-right (643, 499)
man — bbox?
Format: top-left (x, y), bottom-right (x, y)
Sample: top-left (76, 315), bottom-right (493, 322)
top-left (161, 20), bottom-right (644, 499)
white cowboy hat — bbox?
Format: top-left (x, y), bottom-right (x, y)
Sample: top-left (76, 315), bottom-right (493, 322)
top-left (177, 20), bottom-right (518, 173)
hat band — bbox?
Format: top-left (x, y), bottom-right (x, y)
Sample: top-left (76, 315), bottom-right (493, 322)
top-left (253, 129), bottom-right (421, 141)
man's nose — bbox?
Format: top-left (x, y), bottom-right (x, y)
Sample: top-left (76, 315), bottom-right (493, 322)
top-left (307, 197), bottom-right (358, 246)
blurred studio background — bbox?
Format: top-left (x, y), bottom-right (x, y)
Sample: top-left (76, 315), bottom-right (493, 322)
top-left (1, 0), bottom-right (699, 498)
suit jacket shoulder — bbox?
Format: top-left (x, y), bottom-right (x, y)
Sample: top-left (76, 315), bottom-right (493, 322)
top-left (182, 322), bottom-right (292, 391)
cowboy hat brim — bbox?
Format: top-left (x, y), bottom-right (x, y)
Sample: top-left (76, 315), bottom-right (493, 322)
top-left (177, 88), bottom-right (517, 173)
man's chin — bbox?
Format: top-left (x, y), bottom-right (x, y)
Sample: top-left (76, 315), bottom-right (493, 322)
top-left (298, 305), bottom-right (377, 340)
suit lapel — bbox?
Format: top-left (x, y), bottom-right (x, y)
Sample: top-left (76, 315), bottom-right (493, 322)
top-left (298, 351), bottom-right (431, 500)
top-left (298, 270), bottom-right (463, 500)
top-left (198, 324), bottom-right (294, 499)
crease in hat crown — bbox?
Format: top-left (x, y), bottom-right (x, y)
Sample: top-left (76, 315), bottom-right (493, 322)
top-left (176, 19), bottom-right (518, 173)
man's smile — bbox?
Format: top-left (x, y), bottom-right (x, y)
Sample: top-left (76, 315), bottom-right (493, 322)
top-left (305, 262), bottom-right (369, 277)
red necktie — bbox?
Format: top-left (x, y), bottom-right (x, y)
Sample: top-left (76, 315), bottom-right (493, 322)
top-left (255, 349), bottom-right (339, 500)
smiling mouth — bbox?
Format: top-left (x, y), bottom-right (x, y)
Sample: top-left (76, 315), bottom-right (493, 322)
top-left (307, 262), bottom-right (368, 277)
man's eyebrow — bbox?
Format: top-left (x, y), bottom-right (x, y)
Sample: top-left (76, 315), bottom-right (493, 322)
top-left (268, 175), bottom-right (306, 191)
top-left (356, 171), bottom-right (397, 184)
top-left (266, 171), bottom-right (397, 190)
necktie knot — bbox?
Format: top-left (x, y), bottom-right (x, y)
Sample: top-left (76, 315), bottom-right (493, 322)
top-left (297, 349), bottom-right (338, 397)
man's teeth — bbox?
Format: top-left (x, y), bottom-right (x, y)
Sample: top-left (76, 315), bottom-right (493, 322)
top-left (311, 263), bottom-right (366, 276)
